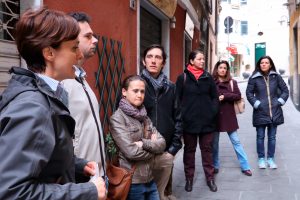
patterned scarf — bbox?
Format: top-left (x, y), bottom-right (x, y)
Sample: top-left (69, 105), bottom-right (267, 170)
top-left (142, 69), bottom-right (166, 92)
top-left (119, 98), bottom-right (147, 122)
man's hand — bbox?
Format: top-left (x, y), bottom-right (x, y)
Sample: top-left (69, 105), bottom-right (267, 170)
top-left (91, 177), bottom-right (107, 200)
top-left (219, 95), bottom-right (224, 101)
top-left (83, 161), bottom-right (97, 176)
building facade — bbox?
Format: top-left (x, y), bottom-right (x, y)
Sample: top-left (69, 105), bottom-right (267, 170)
top-left (218, 0), bottom-right (289, 77)
top-left (0, 0), bottom-right (220, 128)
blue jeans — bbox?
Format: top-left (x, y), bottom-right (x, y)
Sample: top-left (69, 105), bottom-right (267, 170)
top-left (213, 131), bottom-right (250, 171)
top-left (256, 124), bottom-right (277, 159)
top-left (127, 180), bottom-right (159, 200)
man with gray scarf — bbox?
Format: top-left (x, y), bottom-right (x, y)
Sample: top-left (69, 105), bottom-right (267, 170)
top-left (141, 44), bottom-right (183, 200)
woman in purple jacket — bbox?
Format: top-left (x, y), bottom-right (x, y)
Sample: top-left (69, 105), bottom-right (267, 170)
top-left (212, 60), bottom-right (252, 176)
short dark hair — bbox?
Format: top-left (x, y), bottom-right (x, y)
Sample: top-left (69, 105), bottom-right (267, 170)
top-left (253, 55), bottom-right (277, 75)
top-left (143, 44), bottom-right (167, 65)
top-left (212, 60), bottom-right (232, 81)
top-left (15, 7), bottom-right (80, 73)
top-left (122, 75), bottom-right (146, 91)
top-left (188, 49), bottom-right (205, 65)
top-left (68, 12), bottom-right (91, 23)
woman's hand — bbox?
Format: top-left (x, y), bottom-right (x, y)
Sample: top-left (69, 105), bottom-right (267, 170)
top-left (151, 133), bottom-right (157, 141)
top-left (219, 95), bottom-right (224, 101)
top-left (91, 177), bottom-right (107, 200)
top-left (134, 141), bottom-right (143, 147)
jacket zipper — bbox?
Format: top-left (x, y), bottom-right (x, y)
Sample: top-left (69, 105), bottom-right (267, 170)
top-left (264, 77), bottom-right (273, 118)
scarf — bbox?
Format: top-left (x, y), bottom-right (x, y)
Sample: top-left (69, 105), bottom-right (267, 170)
top-left (142, 69), bottom-right (166, 92)
top-left (187, 64), bottom-right (204, 80)
top-left (119, 98), bottom-right (147, 122)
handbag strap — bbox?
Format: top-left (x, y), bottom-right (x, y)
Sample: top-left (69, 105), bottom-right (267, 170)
top-left (229, 79), bottom-right (234, 92)
top-left (75, 76), bottom-right (107, 177)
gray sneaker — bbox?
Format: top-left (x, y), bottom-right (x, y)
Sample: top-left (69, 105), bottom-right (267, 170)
top-left (267, 158), bottom-right (278, 169)
top-left (258, 158), bottom-right (266, 169)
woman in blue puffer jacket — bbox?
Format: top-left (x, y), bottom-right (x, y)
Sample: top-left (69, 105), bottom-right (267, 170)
top-left (246, 56), bottom-right (289, 169)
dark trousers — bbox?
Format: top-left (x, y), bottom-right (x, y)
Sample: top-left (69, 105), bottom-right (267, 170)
top-left (183, 132), bottom-right (214, 181)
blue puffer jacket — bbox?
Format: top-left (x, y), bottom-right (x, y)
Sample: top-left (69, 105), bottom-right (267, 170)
top-left (246, 71), bottom-right (289, 127)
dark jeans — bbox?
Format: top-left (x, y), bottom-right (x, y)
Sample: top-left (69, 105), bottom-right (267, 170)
top-left (127, 180), bottom-right (159, 200)
top-left (256, 124), bottom-right (277, 158)
top-left (183, 132), bottom-right (214, 181)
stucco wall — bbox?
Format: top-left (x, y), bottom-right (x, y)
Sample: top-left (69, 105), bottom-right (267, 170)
top-left (44, 0), bottom-right (137, 99)
top-left (170, 5), bottom-right (186, 82)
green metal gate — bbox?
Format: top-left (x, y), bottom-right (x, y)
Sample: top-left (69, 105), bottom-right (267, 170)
top-left (94, 35), bottom-right (125, 134)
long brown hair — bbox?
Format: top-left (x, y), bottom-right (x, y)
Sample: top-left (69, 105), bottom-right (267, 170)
top-left (212, 60), bottom-right (232, 82)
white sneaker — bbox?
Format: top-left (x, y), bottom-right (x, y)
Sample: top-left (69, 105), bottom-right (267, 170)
top-left (267, 158), bottom-right (278, 169)
top-left (258, 158), bottom-right (266, 169)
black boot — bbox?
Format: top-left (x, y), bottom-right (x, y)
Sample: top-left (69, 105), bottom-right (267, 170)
top-left (207, 180), bottom-right (217, 192)
top-left (185, 179), bottom-right (193, 192)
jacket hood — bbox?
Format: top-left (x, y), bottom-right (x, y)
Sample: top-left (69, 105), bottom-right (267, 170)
top-left (0, 67), bottom-right (56, 111)
top-left (251, 70), bottom-right (278, 79)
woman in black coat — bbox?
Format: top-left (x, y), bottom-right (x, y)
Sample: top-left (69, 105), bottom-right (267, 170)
top-left (176, 50), bottom-right (218, 193)
top-left (212, 60), bottom-right (252, 176)
top-left (246, 56), bottom-right (289, 169)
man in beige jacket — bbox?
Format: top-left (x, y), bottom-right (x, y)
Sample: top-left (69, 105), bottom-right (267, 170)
top-left (62, 12), bottom-right (106, 182)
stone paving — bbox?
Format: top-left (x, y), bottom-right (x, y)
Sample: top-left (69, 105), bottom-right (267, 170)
top-left (172, 80), bottom-right (300, 200)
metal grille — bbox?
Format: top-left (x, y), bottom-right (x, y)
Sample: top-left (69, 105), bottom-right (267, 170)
top-left (0, 0), bottom-right (19, 41)
top-left (95, 36), bottom-right (125, 133)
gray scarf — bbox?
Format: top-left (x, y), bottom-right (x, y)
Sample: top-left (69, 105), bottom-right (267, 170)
top-left (142, 69), bottom-right (166, 92)
top-left (119, 98), bottom-right (147, 122)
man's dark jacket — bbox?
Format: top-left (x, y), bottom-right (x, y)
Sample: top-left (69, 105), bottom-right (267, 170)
top-left (142, 74), bottom-right (183, 155)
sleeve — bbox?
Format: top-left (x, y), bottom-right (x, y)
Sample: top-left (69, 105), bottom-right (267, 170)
top-left (210, 76), bottom-right (220, 115)
top-left (0, 99), bottom-right (97, 200)
top-left (168, 86), bottom-right (183, 156)
top-left (109, 113), bottom-right (153, 161)
top-left (277, 75), bottom-right (289, 105)
top-left (141, 118), bottom-right (166, 154)
top-left (223, 80), bottom-right (242, 102)
top-left (246, 78), bottom-right (260, 109)
top-left (75, 156), bottom-right (89, 176)
top-left (175, 73), bottom-right (184, 104)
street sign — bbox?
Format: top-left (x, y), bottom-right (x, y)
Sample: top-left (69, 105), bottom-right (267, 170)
top-left (224, 16), bottom-right (233, 27)
top-left (224, 16), bottom-right (233, 34)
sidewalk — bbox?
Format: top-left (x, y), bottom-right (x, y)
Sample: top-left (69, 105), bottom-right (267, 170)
top-left (171, 81), bottom-right (300, 200)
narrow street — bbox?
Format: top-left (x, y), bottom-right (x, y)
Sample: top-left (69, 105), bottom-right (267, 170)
top-left (173, 79), bottom-right (300, 200)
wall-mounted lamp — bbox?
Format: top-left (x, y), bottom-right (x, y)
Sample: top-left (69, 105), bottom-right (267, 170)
top-left (170, 16), bottom-right (176, 29)
top-left (279, 15), bottom-right (290, 26)
top-left (257, 31), bottom-right (263, 36)
top-left (129, 0), bottom-right (136, 10)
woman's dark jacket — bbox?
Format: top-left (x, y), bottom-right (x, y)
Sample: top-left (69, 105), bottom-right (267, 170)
top-left (215, 79), bottom-right (240, 132)
top-left (246, 71), bottom-right (289, 127)
top-left (176, 69), bottom-right (219, 134)
top-left (0, 67), bottom-right (97, 200)
top-left (142, 74), bottom-right (183, 156)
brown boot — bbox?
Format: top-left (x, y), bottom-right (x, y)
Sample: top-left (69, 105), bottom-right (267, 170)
top-left (185, 179), bottom-right (193, 192)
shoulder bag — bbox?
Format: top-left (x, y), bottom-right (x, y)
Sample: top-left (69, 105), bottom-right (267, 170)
top-left (229, 80), bottom-right (245, 114)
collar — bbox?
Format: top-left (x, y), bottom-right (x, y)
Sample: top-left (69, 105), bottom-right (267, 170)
top-left (36, 73), bottom-right (59, 91)
top-left (251, 70), bottom-right (277, 79)
top-left (74, 65), bottom-right (87, 78)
